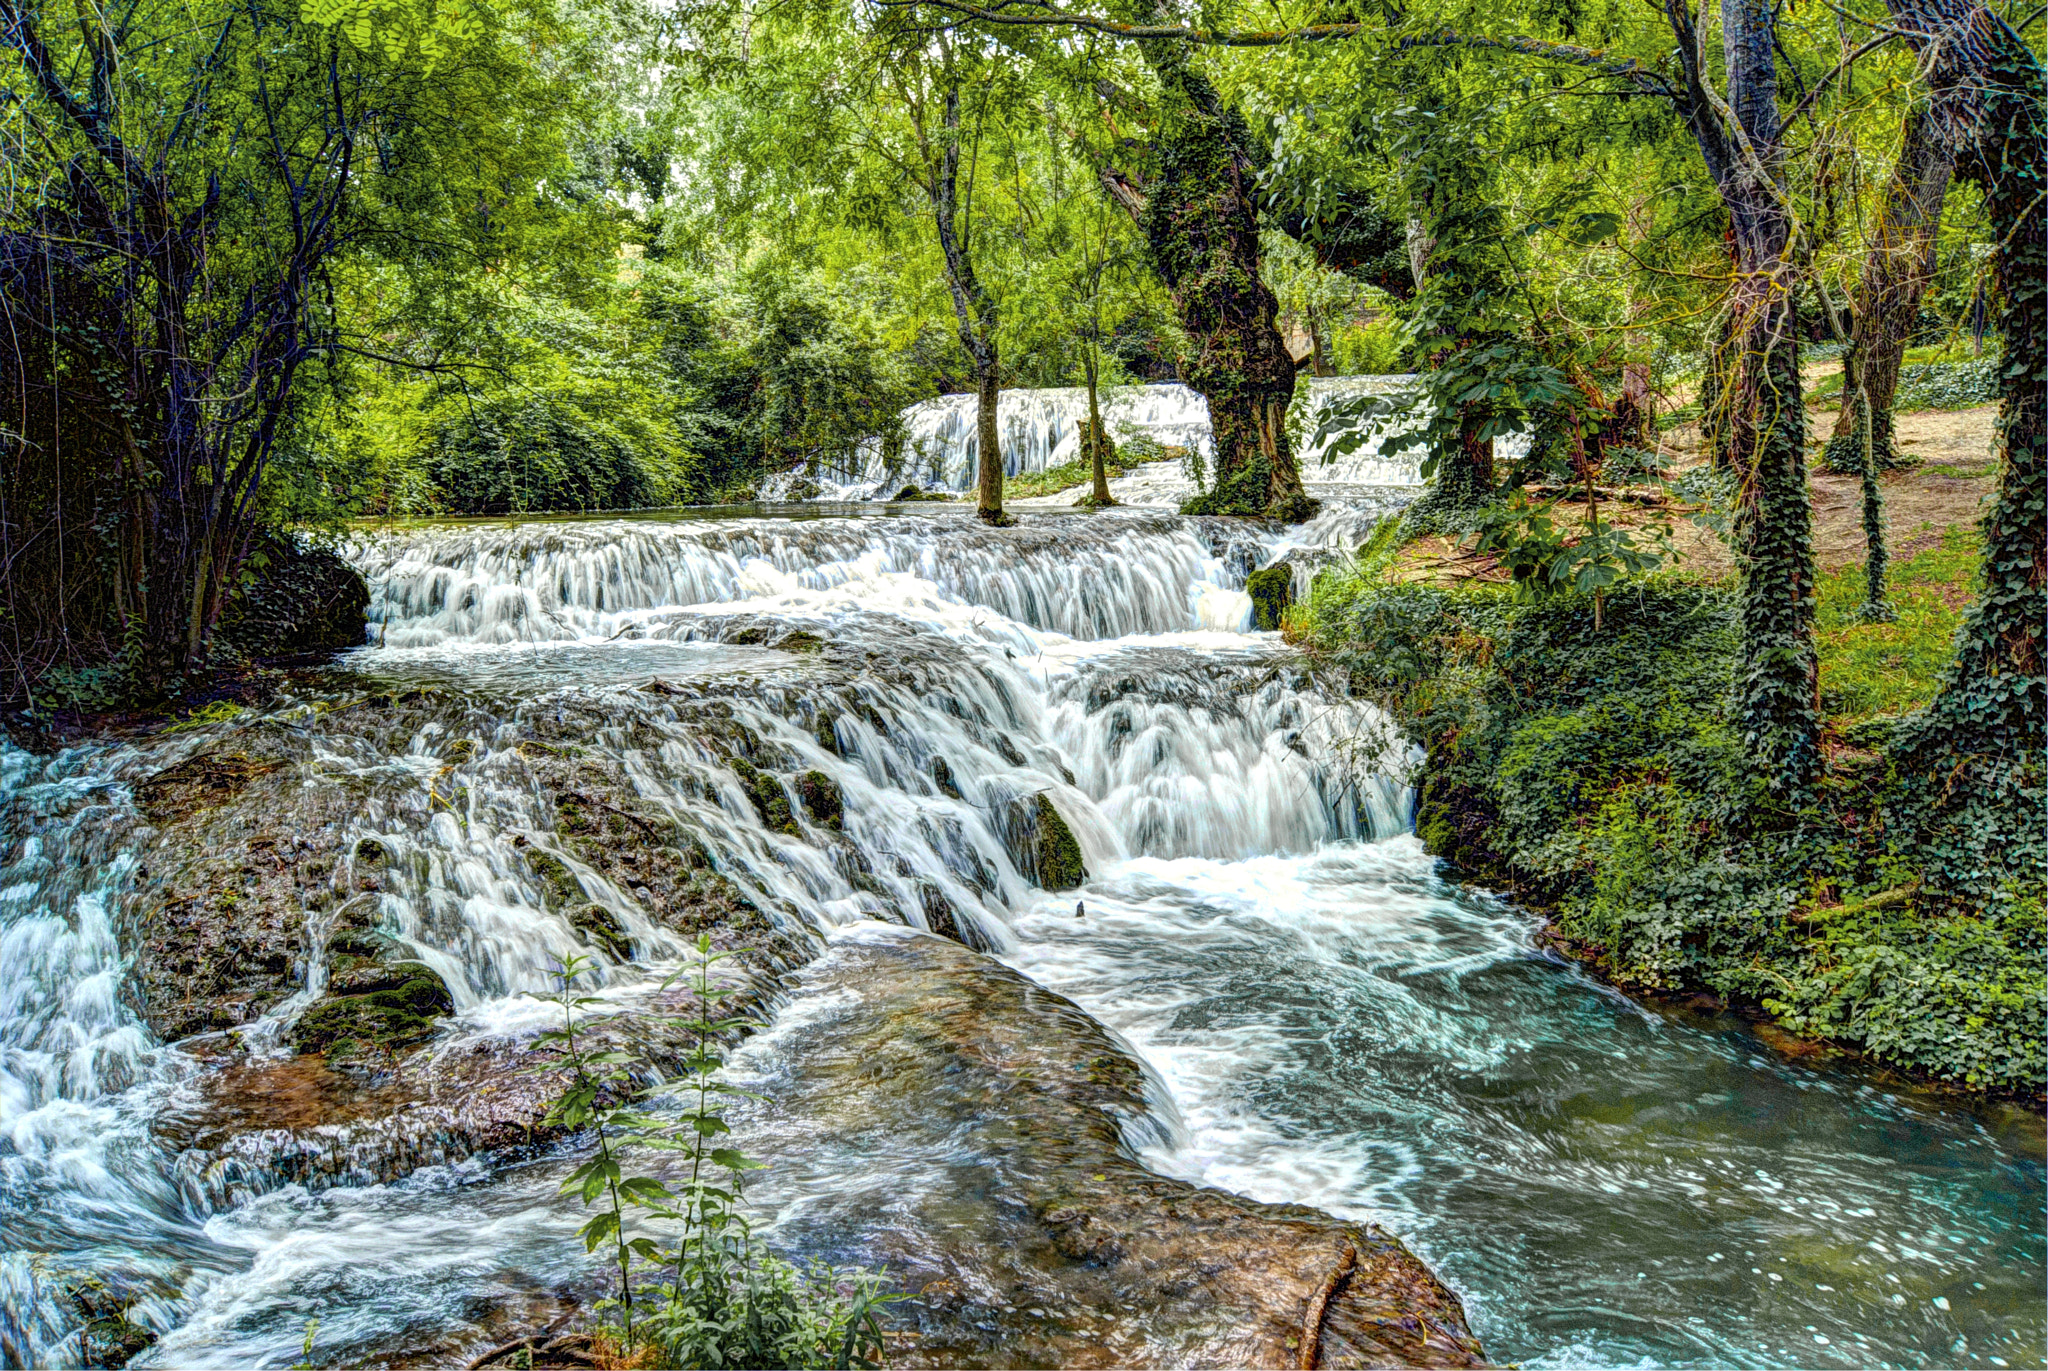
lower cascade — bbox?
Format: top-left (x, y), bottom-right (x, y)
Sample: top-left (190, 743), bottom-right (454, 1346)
top-left (2, 505), bottom-right (2041, 1370)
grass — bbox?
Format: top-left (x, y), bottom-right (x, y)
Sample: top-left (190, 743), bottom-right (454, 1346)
top-left (1003, 453), bottom-right (1135, 501)
top-left (1805, 339), bottom-right (1999, 410)
top-left (1815, 524), bottom-right (1978, 721)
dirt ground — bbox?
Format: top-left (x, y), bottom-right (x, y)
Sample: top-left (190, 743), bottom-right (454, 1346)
top-left (1400, 402), bottom-right (2000, 583)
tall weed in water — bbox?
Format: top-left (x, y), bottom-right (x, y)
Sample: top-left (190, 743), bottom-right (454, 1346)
top-left (539, 940), bottom-right (894, 1367)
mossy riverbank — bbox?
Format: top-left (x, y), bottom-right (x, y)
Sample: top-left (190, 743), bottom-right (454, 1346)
top-left (1290, 522), bottom-right (2045, 1097)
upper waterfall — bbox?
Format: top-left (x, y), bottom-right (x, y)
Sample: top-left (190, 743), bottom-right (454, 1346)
top-left (793, 376), bottom-right (1428, 499)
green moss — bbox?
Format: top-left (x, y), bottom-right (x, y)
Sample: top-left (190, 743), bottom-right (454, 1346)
top-left (729, 756), bottom-right (796, 834)
top-left (569, 903), bottom-right (633, 961)
top-left (797, 769), bottom-right (843, 830)
top-left (1034, 794), bottom-right (1087, 891)
top-left (1245, 565), bottom-right (1295, 632)
top-left (290, 962), bottom-right (454, 1057)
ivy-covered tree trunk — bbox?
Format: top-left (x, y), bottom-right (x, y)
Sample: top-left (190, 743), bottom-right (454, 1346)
top-left (1132, 45), bottom-right (1313, 522)
top-left (1825, 102), bottom-right (1954, 479)
top-left (1880, 0), bottom-right (2044, 884)
top-left (1664, 0), bottom-right (1820, 796)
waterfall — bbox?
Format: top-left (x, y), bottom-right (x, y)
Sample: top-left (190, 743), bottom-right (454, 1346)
top-left (349, 511), bottom-right (1276, 649)
top-left (837, 376), bottom-right (1429, 498)
top-left (0, 505), bottom-right (1417, 1365)
top-left (5, 501), bottom-right (2040, 1371)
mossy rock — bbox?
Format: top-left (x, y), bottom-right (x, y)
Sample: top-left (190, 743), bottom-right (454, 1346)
top-left (730, 757), bottom-right (796, 834)
top-left (797, 770), bottom-right (843, 829)
top-left (521, 845), bottom-right (585, 907)
top-left (813, 708), bottom-right (843, 756)
top-left (290, 961), bottom-right (454, 1058)
top-left (568, 903), bottom-right (633, 961)
top-left (1245, 565), bottom-right (1295, 632)
top-left (931, 756), bottom-right (964, 800)
top-left (1034, 794), bottom-right (1087, 892)
top-left (775, 630), bottom-right (826, 654)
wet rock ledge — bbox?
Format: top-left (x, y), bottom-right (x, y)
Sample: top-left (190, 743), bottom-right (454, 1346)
top-left (703, 930), bottom-right (1485, 1370)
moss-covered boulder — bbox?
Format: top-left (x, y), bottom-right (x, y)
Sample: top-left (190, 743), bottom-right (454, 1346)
top-left (290, 961), bottom-right (453, 1060)
top-left (729, 756), bottom-right (796, 833)
top-left (568, 903), bottom-right (633, 961)
top-left (796, 770), bottom-right (843, 829)
top-left (1245, 564), bottom-right (1295, 632)
top-left (1034, 794), bottom-right (1087, 891)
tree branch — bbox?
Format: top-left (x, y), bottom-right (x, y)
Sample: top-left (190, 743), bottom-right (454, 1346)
top-left (876, 0), bottom-right (1680, 99)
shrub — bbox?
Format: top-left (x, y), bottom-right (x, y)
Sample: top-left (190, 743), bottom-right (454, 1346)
top-left (424, 385), bottom-right (689, 515)
top-left (1299, 529), bottom-right (2044, 1092)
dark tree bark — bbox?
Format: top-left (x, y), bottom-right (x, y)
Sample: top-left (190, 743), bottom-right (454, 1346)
top-left (1878, 0), bottom-right (2044, 873)
top-left (1109, 45), bottom-right (1314, 521)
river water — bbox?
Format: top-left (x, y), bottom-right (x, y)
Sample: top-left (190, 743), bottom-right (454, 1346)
top-left (1, 502), bottom-right (2040, 1370)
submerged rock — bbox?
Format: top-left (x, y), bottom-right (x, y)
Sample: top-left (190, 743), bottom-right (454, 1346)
top-left (1028, 792), bottom-right (1088, 891)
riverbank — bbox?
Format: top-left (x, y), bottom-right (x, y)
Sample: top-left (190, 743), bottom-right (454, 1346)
top-left (1288, 439), bottom-right (2045, 1097)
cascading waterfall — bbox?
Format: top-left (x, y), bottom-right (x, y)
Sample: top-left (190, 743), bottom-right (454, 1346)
top-left (349, 511), bottom-right (1273, 649)
top-left (0, 507), bottom-right (1414, 1366)
top-left (821, 376), bottom-right (1430, 499)
top-left (3, 504), bottom-right (2040, 1371)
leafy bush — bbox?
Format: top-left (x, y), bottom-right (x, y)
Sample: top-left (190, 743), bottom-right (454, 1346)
top-left (1331, 317), bottom-right (1411, 375)
top-left (423, 385), bottom-right (688, 515)
top-left (1893, 357), bottom-right (2000, 411)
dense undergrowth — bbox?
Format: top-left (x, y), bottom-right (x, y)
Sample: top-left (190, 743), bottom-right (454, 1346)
top-left (1290, 522), bottom-right (2045, 1094)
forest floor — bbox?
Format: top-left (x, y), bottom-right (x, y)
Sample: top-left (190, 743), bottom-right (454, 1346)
top-left (1394, 402), bottom-right (2000, 583)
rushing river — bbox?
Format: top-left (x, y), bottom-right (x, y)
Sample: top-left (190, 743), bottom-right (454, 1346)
top-left (1, 502), bottom-right (2040, 1370)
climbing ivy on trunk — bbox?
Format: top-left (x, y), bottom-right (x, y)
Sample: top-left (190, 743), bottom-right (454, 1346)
top-left (1120, 44), bottom-right (1313, 521)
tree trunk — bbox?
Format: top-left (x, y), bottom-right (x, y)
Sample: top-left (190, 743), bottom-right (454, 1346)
top-left (1083, 348), bottom-right (1115, 505)
top-left (975, 367), bottom-right (1004, 518)
top-left (928, 79), bottom-right (1010, 526)
top-left (1664, 0), bottom-right (1820, 795)
top-left (1878, 0), bottom-right (2044, 863)
top-left (1130, 43), bottom-right (1314, 521)
top-left (1825, 102), bottom-right (1954, 476)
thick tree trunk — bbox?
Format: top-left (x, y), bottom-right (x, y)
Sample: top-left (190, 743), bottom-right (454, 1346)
top-left (1879, 0), bottom-right (2044, 847)
top-left (1131, 44), bottom-right (1314, 521)
top-left (1826, 103), bottom-right (1954, 477)
top-left (975, 368), bottom-right (1004, 518)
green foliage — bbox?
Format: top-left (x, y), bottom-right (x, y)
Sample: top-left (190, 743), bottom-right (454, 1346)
top-left (423, 387), bottom-right (687, 516)
top-left (1330, 318), bottom-right (1411, 376)
top-left (1470, 494), bottom-right (1673, 606)
top-left (539, 945), bottom-right (895, 1366)
top-left (1004, 453), bottom-right (1136, 501)
top-left (1300, 537), bottom-right (2044, 1093)
top-left (1893, 357), bottom-right (2003, 411)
